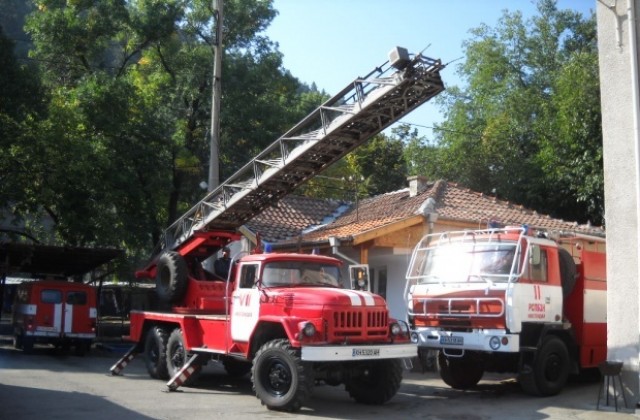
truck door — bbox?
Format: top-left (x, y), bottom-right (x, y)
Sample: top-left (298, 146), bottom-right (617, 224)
top-left (231, 263), bottom-right (261, 342)
top-left (507, 243), bottom-right (563, 332)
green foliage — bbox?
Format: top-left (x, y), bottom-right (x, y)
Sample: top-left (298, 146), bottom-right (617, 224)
top-left (426, 0), bottom-right (602, 224)
top-left (6, 0), bottom-right (313, 267)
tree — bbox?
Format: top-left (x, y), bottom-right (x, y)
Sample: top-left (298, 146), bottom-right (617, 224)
top-left (13, 0), bottom-right (315, 257)
top-left (350, 133), bottom-right (407, 196)
top-left (429, 0), bottom-right (601, 224)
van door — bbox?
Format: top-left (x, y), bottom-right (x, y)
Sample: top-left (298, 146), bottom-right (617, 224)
top-left (37, 289), bottom-right (64, 336)
top-left (63, 290), bottom-right (95, 337)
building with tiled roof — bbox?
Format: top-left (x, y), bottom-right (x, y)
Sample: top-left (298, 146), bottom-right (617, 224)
top-left (244, 195), bottom-right (350, 243)
top-left (267, 177), bottom-right (605, 319)
top-left (285, 177), bottom-right (604, 246)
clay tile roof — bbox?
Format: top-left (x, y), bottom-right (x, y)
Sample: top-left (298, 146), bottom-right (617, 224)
top-left (436, 181), bottom-right (603, 234)
top-left (246, 195), bottom-right (349, 243)
top-left (280, 179), bottom-right (604, 244)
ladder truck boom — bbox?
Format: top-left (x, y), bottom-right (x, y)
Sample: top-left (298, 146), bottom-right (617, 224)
top-left (139, 47), bottom-right (445, 277)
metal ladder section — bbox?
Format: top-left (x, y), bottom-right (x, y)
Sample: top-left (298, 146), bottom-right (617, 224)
top-left (159, 50), bottom-right (445, 257)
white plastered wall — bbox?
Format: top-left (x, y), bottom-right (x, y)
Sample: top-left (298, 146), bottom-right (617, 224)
top-left (597, 0), bottom-right (640, 404)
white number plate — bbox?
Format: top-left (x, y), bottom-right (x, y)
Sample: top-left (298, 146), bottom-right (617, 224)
top-left (352, 348), bottom-right (381, 357)
top-left (440, 336), bottom-right (463, 345)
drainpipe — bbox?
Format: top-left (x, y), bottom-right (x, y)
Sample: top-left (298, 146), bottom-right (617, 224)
top-left (328, 236), bottom-right (359, 265)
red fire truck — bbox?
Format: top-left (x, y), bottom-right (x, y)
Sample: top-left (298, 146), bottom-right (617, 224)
top-left (110, 48), bottom-right (445, 411)
top-left (404, 226), bottom-right (606, 396)
top-left (12, 280), bottom-right (97, 355)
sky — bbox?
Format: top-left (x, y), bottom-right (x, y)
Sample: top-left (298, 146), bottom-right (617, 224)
top-left (263, 0), bottom-right (595, 138)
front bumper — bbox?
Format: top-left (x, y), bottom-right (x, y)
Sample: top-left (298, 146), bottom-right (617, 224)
top-left (412, 328), bottom-right (519, 353)
top-left (301, 343), bottom-right (417, 362)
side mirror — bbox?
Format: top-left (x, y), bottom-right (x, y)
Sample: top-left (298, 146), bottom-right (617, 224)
top-left (349, 264), bottom-right (370, 291)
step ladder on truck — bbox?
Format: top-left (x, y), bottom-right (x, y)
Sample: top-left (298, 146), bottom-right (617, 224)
top-left (110, 47), bottom-right (445, 412)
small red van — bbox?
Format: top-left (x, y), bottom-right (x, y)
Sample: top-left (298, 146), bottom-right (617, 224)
top-left (12, 280), bottom-right (97, 355)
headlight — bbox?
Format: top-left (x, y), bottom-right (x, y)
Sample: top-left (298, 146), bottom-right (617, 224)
top-left (489, 336), bottom-right (501, 350)
top-left (390, 322), bottom-right (402, 336)
top-left (301, 322), bottom-right (316, 337)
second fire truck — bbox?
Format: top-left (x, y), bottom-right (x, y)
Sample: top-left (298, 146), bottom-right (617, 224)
top-left (405, 226), bottom-right (606, 396)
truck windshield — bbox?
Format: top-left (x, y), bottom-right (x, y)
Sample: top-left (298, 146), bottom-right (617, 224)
top-left (262, 262), bottom-right (341, 288)
top-left (410, 242), bottom-right (519, 285)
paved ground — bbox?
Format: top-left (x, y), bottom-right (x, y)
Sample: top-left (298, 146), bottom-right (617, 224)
top-left (0, 332), bottom-right (637, 420)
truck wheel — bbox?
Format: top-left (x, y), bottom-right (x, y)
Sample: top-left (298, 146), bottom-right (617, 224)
top-left (13, 333), bottom-right (23, 350)
top-left (558, 248), bottom-right (577, 298)
top-left (345, 359), bottom-right (403, 405)
top-left (223, 357), bottom-right (252, 377)
top-left (156, 251), bottom-right (188, 303)
top-left (519, 336), bottom-right (569, 396)
top-left (252, 339), bottom-right (312, 411)
top-left (166, 328), bottom-right (200, 386)
top-left (22, 336), bottom-right (34, 354)
top-left (74, 340), bottom-right (92, 357)
top-left (438, 351), bottom-right (484, 389)
top-left (144, 326), bottom-right (169, 380)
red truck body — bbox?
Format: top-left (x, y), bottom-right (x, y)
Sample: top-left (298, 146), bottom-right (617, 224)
top-left (113, 240), bottom-right (414, 412)
top-left (405, 226), bottom-right (606, 396)
top-left (12, 280), bottom-right (97, 355)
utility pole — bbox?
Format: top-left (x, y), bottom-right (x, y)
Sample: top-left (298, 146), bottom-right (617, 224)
top-left (208, 0), bottom-right (223, 192)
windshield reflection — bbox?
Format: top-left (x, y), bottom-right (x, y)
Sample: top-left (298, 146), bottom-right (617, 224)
top-left (412, 243), bottom-right (519, 284)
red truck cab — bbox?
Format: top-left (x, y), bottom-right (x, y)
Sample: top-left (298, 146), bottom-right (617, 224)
top-left (12, 280), bottom-right (97, 355)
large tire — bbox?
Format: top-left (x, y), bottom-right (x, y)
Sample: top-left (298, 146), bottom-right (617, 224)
top-left (144, 326), bottom-right (169, 380)
top-left (518, 336), bottom-right (570, 396)
top-left (166, 328), bottom-right (200, 386)
top-left (74, 339), bottom-right (92, 357)
top-left (558, 248), bottom-right (577, 298)
top-left (22, 336), bottom-right (34, 354)
top-left (345, 359), bottom-right (403, 405)
top-left (156, 251), bottom-right (188, 303)
top-left (13, 333), bottom-right (23, 350)
top-left (251, 339), bottom-right (312, 412)
top-left (438, 351), bottom-right (484, 389)
top-left (223, 357), bottom-right (252, 378)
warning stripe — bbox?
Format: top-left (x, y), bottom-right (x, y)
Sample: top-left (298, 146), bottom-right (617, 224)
top-left (334, 290), bottom-right (376, 306)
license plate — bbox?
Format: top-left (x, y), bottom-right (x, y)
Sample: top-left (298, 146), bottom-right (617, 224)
top-left (352, 348), bottom-right (380, 357)
top-left (440, 335), bottom-right (463, 345)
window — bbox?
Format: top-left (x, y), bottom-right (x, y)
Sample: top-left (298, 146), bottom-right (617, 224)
top-left (528, 245), bottom-right (548, 282)
top-left (262, 261), bottom-right (341, 288)
top-left (377, 267), bottom-right (387, 299)
top-left (239, 264), bottom-right (259, 288)
top-left (66, 291), bottom-right (87, 305)
top-left (41, 289), bottom-right (62, 304)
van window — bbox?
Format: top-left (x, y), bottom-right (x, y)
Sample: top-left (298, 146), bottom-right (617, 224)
top-left (41, 289), bottom-right (62, 304)
top-left (67, 292), bottom-right (87, 305)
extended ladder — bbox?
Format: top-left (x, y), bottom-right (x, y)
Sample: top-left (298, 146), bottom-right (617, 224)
top-left (155, 48), bottom-right (445, 261)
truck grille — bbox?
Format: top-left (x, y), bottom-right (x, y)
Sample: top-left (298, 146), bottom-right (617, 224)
top-left (329, 309), bottom-right (388, 340)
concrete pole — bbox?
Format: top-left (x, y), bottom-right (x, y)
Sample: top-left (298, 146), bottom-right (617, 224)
top-left (208, 0), bottom-right (223, 192)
